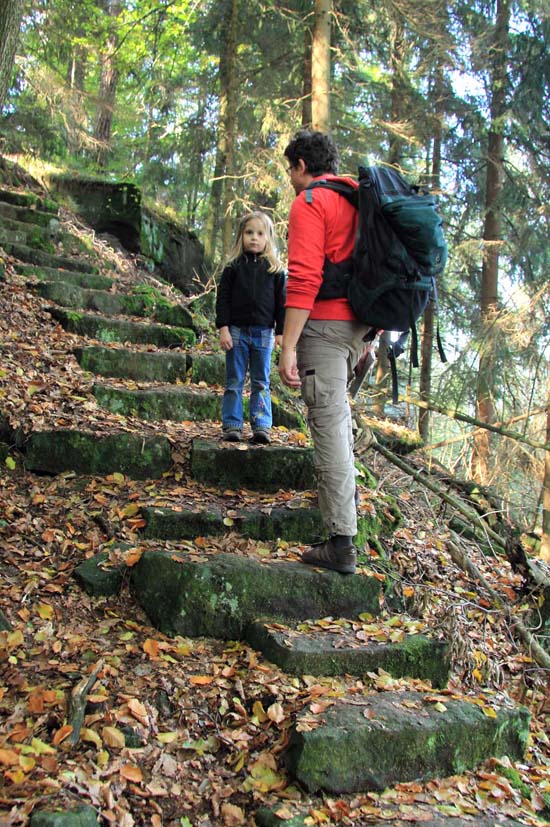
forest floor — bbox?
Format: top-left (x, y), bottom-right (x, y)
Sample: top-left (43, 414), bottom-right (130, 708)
top-left (0, 202), bottom-right (549, 827)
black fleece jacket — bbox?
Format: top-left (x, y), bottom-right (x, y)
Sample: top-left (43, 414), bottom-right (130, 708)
top-left (215, 252), bottom-right (286, 334)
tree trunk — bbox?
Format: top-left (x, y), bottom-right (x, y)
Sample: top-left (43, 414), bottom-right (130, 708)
top-left (302, 22), bottom-right (313, 127)
top-left (419, 63), bottom-right (445, 441)
top-left (311, 0), bottom-right (331, 132)
top-left (373, 337), bottom-right (390, 416)
top-left (203, 0), bottom-right (239, 264)
top-left (540, 371), bottom-right (550, 563)
top-left (375, 13), bottom-right (406, 416)
top-left (388, 13), bottom-right (405, 167)
top-left (221, 0), bottom-right (239, 257)
top-left (94, 0), bottom-right (122, 170)
top-left (471, 0), bottom-right (510, 483)
top-left (0, 0), bottom-right (25, 111)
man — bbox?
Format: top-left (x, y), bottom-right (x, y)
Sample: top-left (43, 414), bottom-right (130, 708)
top-left (279, 129), bottom-right (370, 575)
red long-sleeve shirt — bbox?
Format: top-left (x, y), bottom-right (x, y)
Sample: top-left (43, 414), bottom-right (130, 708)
top-left (286, 174), bottom-right (358, 321)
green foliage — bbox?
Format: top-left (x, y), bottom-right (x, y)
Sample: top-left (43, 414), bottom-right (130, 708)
top-left (131, 284), bottom-right (172, 311)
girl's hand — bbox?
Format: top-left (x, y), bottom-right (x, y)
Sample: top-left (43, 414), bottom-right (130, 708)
top-left (274, 335), bottom-right (283, 349)
top-left (219, 327), bottom-right (233, 351)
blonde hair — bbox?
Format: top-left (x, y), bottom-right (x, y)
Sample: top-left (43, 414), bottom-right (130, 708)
top-left (227, 211), bottom-right (281, 273)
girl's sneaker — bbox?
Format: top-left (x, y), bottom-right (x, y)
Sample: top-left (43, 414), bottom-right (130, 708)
top-left (251, 429), bottom-right (271, 444)
top-left (222, 428), bottom-right (242, 442)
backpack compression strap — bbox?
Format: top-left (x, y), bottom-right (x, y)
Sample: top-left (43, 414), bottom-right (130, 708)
top-left (305, 179), bottom-right (359, 208)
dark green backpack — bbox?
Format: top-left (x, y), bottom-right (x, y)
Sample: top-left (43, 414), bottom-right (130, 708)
top-left (306, 164), bottom-right (448, 400)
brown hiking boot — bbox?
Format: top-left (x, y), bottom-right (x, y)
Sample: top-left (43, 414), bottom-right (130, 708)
top-left (301, 538), bottom-right (357, 575)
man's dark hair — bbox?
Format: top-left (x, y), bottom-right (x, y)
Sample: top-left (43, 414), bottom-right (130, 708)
top-left (284, 129), bottom-right (339, 176)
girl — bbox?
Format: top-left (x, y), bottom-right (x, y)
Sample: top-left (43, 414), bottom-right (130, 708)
top-left (215, 211), bottom-right (286, 444)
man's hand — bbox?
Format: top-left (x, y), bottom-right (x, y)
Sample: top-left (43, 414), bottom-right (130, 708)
top-left (219, 326), bottom-right (233, 352)
top-left (278, 346), bottom-right (301, 388)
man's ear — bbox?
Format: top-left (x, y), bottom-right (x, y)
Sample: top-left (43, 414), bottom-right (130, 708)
top-left (296, 158), bottom-right (307, 174)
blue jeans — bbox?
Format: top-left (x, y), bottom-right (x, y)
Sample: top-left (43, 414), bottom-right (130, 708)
top-left (222, 325), bottom-right (274, 431)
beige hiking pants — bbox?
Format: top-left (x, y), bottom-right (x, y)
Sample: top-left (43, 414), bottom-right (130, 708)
top-left (296, 319), bottom-right (370, 538)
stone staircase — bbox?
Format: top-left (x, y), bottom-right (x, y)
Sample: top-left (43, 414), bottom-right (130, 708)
top-left (0, 185), bottom-right (533, 827)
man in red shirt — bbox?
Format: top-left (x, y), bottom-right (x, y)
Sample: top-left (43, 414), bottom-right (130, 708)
top-left (279, 130), bottom-right (370, 575)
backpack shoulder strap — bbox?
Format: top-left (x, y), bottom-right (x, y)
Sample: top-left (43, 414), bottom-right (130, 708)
top-left (305, 179), bottom-right (359, 209)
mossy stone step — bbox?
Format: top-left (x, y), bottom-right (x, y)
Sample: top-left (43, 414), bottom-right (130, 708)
top-left (75, 345), bottom-right (189, 381)
top-left (0, 188), bottom-right (58, 214)
top-left (29, 803), bottom-right (99, 826)
top-left (189, 351), bottom-right (226, 385)
top-left (73, 550), bottom-right (125, 596)
top-left (130, 551), bottom-right (382, 638)
top-left (0, 200), bottom-right (61, 229)
top-left (285, 690), bottom-right (530, 793)
top-left (32, 280), bottom-right (194, 328)
top-left (255, 810), bottom-right (528, 827)
top-left (48, 307), bottom-right (196, 348)
top-left (2, 241), bottom-right (98, 273)
top-left (245, 620), bottom-right (450, 686)
top-left (16, 263), bottom-right (114, 290)
top-left (75, 344), bottom-right (227, 386)
top-left (141, 503), bottom-right (373, 547)
top-left (24, 429), bottom-right (171, 479)
top-left (191, 439), bottom-right (315, 491)
top-left (1, 214), bottom-right (56, 243)
top-left (0, 226), bottom-right (31, 245)
top-left (92, 383), bottom-right (305, 431)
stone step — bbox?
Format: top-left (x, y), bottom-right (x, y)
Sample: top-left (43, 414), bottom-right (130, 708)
top-left (74, 344), bottom-right (190, 382)
top-left (31, 280), bottom-right (195, 329)
top-left (0, 188), bottom-right (58, 213)
top-left (0, 200), bottom-right (61, 229)
top-left (187, 351), bottom-right (226, 385)
top-left (15, 263), bottom-right (114, 290)
top-left (1, 241), bottom-right (98, 273)
top-left (141, 502), bottom-right (376, 547)
top-left (29, 802), bottom-right (99, 826)
top-left (0, 226), bottom-right (28, 245)
top-left (0, 214), bottom-right (57, 243)
top-left (285, 689), bottom-right (530, 793)
top-left (245, 618), bottom-right (450, 686)
top-left (92, 382), bottom-right (305, 430)
top-left (48, 307), bottom-right (196, 348)
top-left (130, 550), bottom-right (383, 638)
top-left (255, 807), bottom-right (529, 827)
top-left (75, 344), bottom-right (226, 385)
top-left (24, 429), bottom-right (171, 479)
top-left (190, 439), bottom-right (315, 491)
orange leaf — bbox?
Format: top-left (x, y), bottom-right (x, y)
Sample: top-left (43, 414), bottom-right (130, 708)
top-left (143, 639), bottom-right (160, 659)
top-left (52, 725), bottom-right (73, 745)
top-left (127, 518), bottom-right (147, 529)
top-left (0, 748), bottom-right (21, 766)
top-left (189, 675), bottom-right (214, 685)
top-left (28, 689), bottom-right (45, 714)
top-left (120, 764), bottom-right (143, 783)
top-left (124, 548), bottom-right (143, 567)
top-left (127, 698), bottom-right (148, 722)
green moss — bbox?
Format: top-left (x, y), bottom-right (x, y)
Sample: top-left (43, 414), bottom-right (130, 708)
top-left (497, 765), bottom-right (550, 816)
top-left (65, 311), bottom-right (83, 323)
top-left (132, 283), bottom-right (172, 310)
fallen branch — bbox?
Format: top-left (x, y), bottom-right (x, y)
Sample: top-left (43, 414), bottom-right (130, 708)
top-left (447, 536), bottom-right (550, 672)
top-left (67, 659), bottom-right (104, 746)
top-left (401, 396), bottom-right (548, 452)
top-left (365, 432), bottom-right (506, 552)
